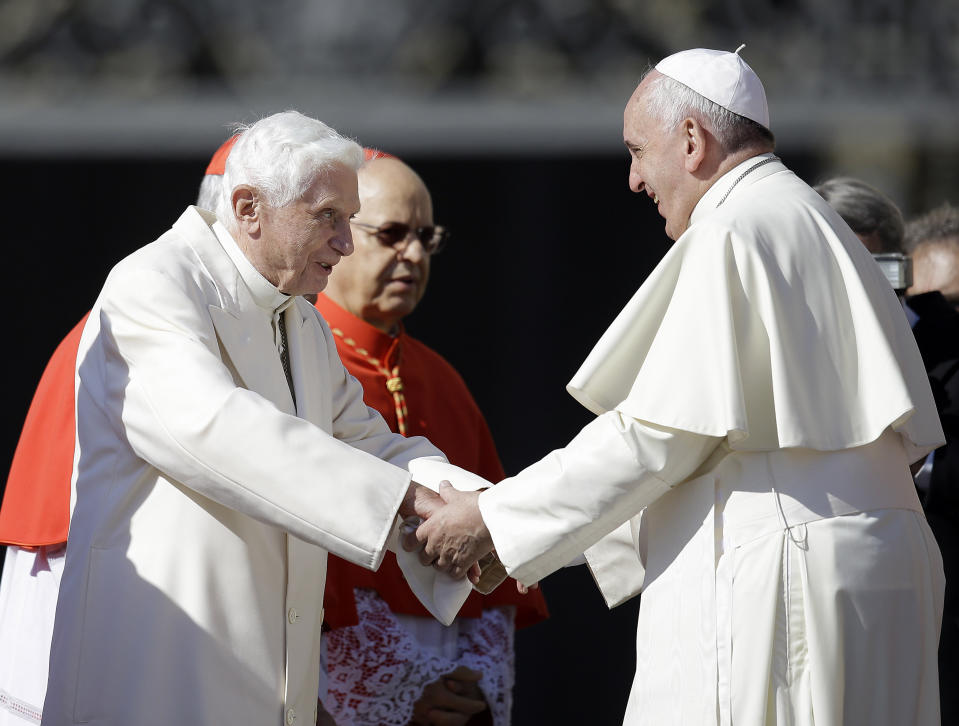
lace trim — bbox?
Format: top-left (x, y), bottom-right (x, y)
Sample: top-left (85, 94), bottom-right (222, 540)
top-left (0, 687), bottom-right (42, 724)
top-left (323, 588), bottom-right (515, 726)
top-left (456, 602), bottom-right (515, 726)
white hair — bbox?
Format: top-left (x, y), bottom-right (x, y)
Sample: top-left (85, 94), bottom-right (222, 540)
top-left (195, 174), bottom-right (221, 212)
top-left (642, 70), bottom-right (774, 154)
top-left (212, 110), bottom-right (364, 230)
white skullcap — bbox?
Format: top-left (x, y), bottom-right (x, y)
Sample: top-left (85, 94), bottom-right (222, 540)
top-left (655, 45), bottom-right (770, 129)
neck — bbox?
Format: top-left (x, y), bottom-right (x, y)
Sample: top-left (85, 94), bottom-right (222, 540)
top-left (714, 145), bottom-right (773, 182)
top-left (235, 230), bottom-right (281, 289)
top-left (688, 143), bottom-right (762, 197)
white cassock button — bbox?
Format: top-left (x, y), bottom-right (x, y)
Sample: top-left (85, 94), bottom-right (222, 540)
top-left (288, 607), bottom-right (298, 624)
top-left (286, 707), bottom-right (296, 724)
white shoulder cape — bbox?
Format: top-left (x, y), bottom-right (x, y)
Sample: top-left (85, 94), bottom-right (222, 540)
top-left (567, 158), bottom-right (943, 462)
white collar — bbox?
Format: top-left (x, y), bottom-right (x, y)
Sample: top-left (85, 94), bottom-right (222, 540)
top-left (689, 152), bottom-right (780, 228)
top-left (213, 222), bottom-right (291, 313)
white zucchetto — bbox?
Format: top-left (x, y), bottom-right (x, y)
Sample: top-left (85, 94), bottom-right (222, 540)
top-left (655, 45), bottom-right (770, 129)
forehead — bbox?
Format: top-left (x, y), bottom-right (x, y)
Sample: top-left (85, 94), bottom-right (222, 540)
top-left (623, 81), bottom-right (655, 145)
top-left (301, 163), bottom-right (360, 210)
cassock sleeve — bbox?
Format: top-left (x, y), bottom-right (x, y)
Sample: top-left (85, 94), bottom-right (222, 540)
top-left (582, 517), bottom-right (646, 609)
top-left (478, 410), bottom-right (721, 587)
top-left (85, 266), bottom-right (440, 569)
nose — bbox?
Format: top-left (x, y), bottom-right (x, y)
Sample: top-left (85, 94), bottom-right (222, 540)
top-left (628, 159), bottom-right (644, 194)
top-left (398, 235), bottom-right (427, 263)
top-left (330, 227), bottom-right (354, 257)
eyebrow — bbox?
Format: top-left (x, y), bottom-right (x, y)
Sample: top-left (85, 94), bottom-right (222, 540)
top-left (313, 198), bottom-right (359, 216)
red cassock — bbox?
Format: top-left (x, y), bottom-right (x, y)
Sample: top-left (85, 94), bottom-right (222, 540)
top-left (0, 313), bottom-right (89, 548)
top-left (315, 294), bottom-right (548, 630)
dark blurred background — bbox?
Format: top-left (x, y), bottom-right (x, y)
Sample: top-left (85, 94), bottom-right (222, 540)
top-left (2, 1), bottom-right (958, 723)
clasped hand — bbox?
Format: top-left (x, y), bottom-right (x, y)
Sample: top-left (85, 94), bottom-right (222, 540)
top-left (400, 481), bottom-right (494, 582)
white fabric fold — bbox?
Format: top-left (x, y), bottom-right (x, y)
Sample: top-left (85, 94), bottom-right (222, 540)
top-left (567, 158), bottom-right (943, 462)
top-left (393, 457), bottom-right (493, 626)
top-left (583, 517), bottom-right (646, 608)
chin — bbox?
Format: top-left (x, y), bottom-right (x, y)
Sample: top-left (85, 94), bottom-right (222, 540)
top-left (383, 300), bottom-right (417, 322)
top-left (664, 220), bottom-right (686, 242)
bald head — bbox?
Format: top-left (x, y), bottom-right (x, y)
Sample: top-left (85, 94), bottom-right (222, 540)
top-left (324, 157), bottom-right (436, 333)
top-left (357, 157), bottom-right (433, 216)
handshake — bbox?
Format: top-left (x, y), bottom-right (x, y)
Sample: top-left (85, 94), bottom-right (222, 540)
top-left (399, 480), bottom-right (506, 593)
top-left (397, 458), bottom-right (534, 607)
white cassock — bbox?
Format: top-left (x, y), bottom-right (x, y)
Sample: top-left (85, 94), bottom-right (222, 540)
top-left (468, 156), bottom-right (945, 725)
top-left (41, 207), bottom-right (444, 726)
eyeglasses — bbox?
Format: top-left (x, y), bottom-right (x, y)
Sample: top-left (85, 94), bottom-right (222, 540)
top-left (350, 220), bottom-right (449, 255)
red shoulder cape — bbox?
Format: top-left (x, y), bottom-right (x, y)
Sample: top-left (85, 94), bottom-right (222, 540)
top-left (0, 313), bottom-right (89, 547)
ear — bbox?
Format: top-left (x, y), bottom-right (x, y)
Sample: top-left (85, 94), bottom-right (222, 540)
top-left (681, 117), bottom-right (708, 173)
top-left (231, 185), bottom-right (260, 234)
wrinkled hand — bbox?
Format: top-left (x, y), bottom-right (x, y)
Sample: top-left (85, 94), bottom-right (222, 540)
top-left (400, 482), bottom-right (445, 520)
top-left (409, 666), bottom-right (487, 726)
top-left (408, 481), bottom-right (494, 580)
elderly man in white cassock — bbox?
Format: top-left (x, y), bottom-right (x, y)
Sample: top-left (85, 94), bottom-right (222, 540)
top-left (407, 48), bottom-right (947, 725)
top-left (41, 111), bottom-right (447, 726)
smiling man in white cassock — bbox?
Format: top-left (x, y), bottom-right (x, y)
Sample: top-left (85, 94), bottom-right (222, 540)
top-left (408, 48), bottom-right (947, 725)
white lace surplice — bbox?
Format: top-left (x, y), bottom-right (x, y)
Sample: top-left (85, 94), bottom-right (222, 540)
top-left (322, 588), bottom-right (515, 726)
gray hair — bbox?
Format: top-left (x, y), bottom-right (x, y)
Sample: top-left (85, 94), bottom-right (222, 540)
top-left (212, 110), bottom-right (364, 230)
top-left (905, 202), bottom-right (959, 253)
top-left (642, 69), bottom-right (775, 154)
top-left (814, 176), bottom-right (905, 254)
